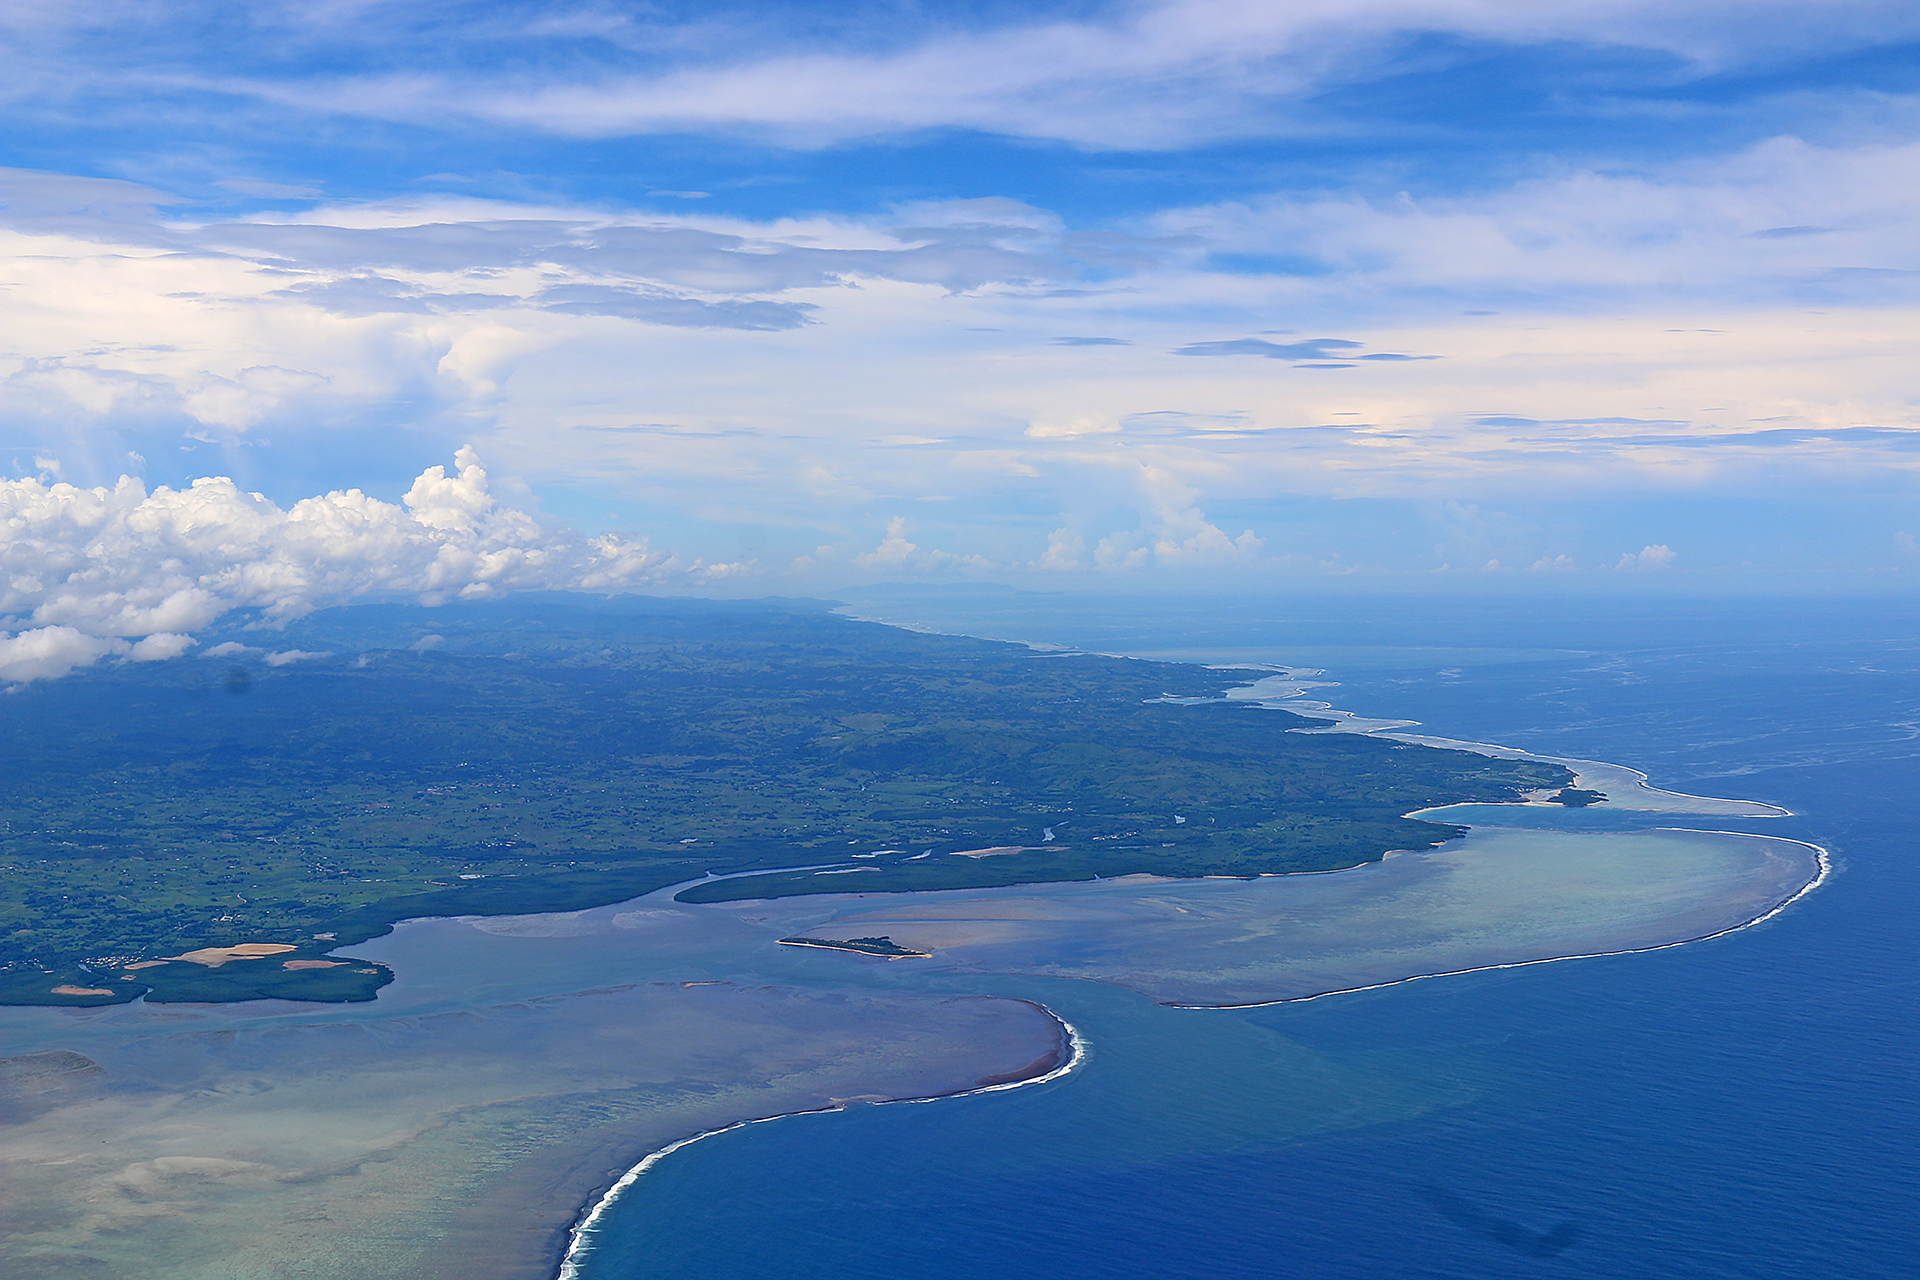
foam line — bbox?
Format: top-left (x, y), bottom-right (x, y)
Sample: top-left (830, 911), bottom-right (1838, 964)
top-left (1165, 834), bottom-right (1832, 1010)
top-left (554, 1001), bottom-right (1086, 1279)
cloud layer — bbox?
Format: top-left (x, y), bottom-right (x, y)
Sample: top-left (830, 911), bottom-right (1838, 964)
top-left (7, 0), bottom-right (1920, 604)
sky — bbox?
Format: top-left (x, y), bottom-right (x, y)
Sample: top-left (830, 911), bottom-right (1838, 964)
top-left (4, 0), bottom-right (1920, 675)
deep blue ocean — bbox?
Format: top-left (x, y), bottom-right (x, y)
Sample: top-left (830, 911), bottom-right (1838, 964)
top-left (575, 593), bottom-right (1920, 1280)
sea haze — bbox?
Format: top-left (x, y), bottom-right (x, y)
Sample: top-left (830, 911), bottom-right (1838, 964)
top-left (570, 593), bottom-right (1916, 1280)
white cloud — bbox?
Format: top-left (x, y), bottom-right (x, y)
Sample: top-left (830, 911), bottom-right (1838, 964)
top-left (263, 648), bottom-right (329, 666)
top-left (128, 632), bottom-right (194, 661)
top-left (7, 157), bottom-right (1920, 587)
top-left (1153, 136), bottom-right (1920, 305)
top-left (0, 448), bottom-right (734, 682)
top-left (0, 625), bottom-right (123, 683)
top-left (1030, 527), bottom-right (1088, 572)
top-left (1026, 414), bottom-right (1121, 440)
top-left (1616, 544), bottom-right (1677, 570)
top-left (850, 518), bottom-right (994, 574)
top-left (1126, 463), bottom-right (1265, 565)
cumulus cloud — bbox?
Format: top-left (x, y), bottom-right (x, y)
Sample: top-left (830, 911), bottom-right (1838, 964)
top-left (0, 448), bottom-right (732, 683)
top-left (128, 632), bottom-right (195, 661)
top-left (262, 649), bottom-right (329, 666)
top-left (1030, 526), bottom-right (1088, 572)
top-left (0, 625), bottom-right (124, 683)
top-left (1616, 544), bottom-right (1677, 570)
top-left (850, 518), bottom-right (994, 574)
top-left (1093, 464), bottom-right (1265, 569)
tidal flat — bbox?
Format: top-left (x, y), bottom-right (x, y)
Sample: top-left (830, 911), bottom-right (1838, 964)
top-left (760, 827), bottom-right (1822, 1006)
top-left (0, 983), bottom-right (1067, 1279)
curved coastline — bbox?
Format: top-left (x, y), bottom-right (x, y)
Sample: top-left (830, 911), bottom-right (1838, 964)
top-left (830, 604), bottom-right (1795, 821)
top-left (1204, 683), bottom-right (1793, 819)
top-left (1161, 833), bottom-right (1832, 1010)
top-left (553, 1000), bottom-right (1087, 1280)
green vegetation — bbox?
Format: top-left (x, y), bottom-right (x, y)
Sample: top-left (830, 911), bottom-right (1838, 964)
top-left (1549, 788), bottom-right (1609, 807)
top-left (0, 594), bottom-right (1569, 1005)
top-left (778, 935), bottom-right (929, 958)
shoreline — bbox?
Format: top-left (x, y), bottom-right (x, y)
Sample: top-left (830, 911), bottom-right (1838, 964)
top-left (552, 999), bottom-right (1087, 1280)
top-left (1161, 832), bottom-right (1832, 1010)
top-left (832, 601), bottom-right (1793, 820)
top-left (439, 630), bottom-right (1831, 1273)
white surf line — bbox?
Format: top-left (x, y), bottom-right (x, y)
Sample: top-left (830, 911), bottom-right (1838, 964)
top-left (828, 609), bottom-right (1758, 820)
top-left (1164, 834), bottom-right (1833, 1011)
top-left (900, 1001), bottom-right (1089, 1099)
top-left (1182, 664), bottom-right (1792, 819)
top-left (553, 1002), bottom-right (1087, 1280)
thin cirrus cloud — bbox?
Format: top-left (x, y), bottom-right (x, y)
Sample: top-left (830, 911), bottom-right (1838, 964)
top-left (1176, 338), bottom-right (1365, 360)
top-left (1173, 337), bottom-right (1440, 364)
top-left (1150, 137), bottom-right (1920, 307)
top-left (14, 0), bottom-right (1918, 148)
top-left (532, 284), bottom-right (815, 331)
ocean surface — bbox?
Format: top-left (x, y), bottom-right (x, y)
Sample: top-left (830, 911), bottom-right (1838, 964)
top-left (570, 592), bottom-right (1920, 1280)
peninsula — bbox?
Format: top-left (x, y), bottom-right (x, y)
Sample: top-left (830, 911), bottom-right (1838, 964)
top-left (0, 594), bottom-right (1569, 1005)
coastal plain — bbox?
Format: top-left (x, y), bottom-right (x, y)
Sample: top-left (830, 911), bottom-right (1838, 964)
top-left (0, 595), bottom-right (1567, 1006)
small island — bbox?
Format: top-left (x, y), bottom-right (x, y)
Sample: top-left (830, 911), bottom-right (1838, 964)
top-left (1548, 787), bottom-right (1610, 807)
top-left (778, 935), bottom-right (930, 958)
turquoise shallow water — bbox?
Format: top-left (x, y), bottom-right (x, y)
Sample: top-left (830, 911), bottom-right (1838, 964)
top-left (567, 595), bottom-right (1918, 1280)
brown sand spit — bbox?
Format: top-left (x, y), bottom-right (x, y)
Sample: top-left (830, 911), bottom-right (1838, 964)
top-left (164, 944), bottom-right (298, 968)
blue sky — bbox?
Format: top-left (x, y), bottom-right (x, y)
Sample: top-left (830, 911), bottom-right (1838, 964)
top-left (4, 0), bottom-right (1920, 671)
